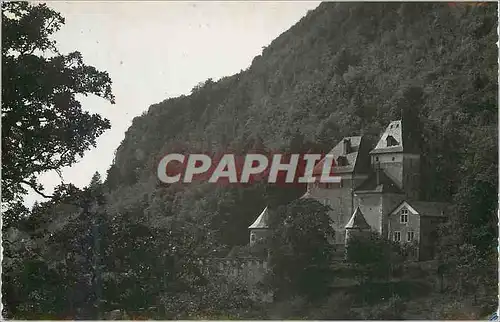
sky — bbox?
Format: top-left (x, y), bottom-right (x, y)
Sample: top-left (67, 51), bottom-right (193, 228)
top-left (24, 1), bottom-right (321, 207)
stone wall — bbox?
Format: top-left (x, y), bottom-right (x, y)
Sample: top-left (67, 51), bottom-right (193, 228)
top-left (204, 257), bottom-right (273, 302)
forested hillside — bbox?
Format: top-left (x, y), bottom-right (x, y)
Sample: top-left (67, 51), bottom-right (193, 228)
top-left (3, 2), bottom-right (498, 319)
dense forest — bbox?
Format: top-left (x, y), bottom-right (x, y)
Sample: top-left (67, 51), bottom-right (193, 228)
top-left (2, 2), bottom-right (498, 319)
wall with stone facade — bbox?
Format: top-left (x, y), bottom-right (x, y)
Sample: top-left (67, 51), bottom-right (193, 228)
top-left (388, 206), bottom-right (421, 246)
top-left (371, 154), bottom-right (404, 188)
top-left (370, 154), bottom-right (421, 200)
top-left (307, 174), bottom-right (368, 245)
top-left (206, 258), bottom-right (273, 302)
top-left (308, 183), bottom-right (353, 244)
top-left (249, 228), bottom-right (270, 246)
top-left (382, 193), bottom-right (406, 238)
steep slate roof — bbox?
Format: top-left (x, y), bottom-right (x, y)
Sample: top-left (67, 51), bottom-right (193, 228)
top-left (345, 207), bottom-right (371, 230)
top-left (309, 136), bottom-right (363, 176)
top-left (354, 170), bottom-right (404, 194)
top-left (249, 207), bottom-right (269, 229)
top-left (389, 200), bottom-right (450, 217)
top-left (370, 120), bottom-right (404, 154)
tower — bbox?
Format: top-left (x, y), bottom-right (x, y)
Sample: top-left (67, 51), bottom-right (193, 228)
top-left (248, 207), bottom-right (270, 246)
top-left (345, 206), bottom-right (371, 244)
top-left (368, 114), bottom-right (421, 199)
top-left (344, 207), bottom-right (371, 260)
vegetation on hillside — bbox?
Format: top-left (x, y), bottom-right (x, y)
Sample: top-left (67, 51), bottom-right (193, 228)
top-left (2, 1), bottom-right (497, 319)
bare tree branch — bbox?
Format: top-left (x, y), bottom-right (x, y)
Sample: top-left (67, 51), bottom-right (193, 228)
top-left (20, 180), bottom-right (53, 199)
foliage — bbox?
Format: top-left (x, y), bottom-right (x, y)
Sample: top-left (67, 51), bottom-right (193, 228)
top-left (3, 2), bottom-right (498, 319)
top-left (357, 294), bottom-right (405, 320)
top-left (346, 231), bottom-right (405, 284)
top-left (265, 199), bottom-right (335, 300)
top-left (1, 2), bottom-right (115, 215)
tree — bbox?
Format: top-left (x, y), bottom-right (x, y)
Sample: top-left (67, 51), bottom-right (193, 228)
top-left (265, 199), bottom-right (335, 300)
top-left (1, 2), bottom-right (115, 210)
top-left (346, 232), bottom-right (404, 285)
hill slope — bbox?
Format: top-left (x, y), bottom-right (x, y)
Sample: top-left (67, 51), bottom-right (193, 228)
top-left (5, 2), bottom-right (497, 319)
top-left (110, 2), bottom-right (496, 197)
top-left (105, 2), bottom-right (497, 247)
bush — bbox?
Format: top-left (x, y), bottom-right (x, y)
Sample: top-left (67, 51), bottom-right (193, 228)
top-left (307, 291), bottom-right (358, 320)
top-left (357, 295), bottom-right (405, 320)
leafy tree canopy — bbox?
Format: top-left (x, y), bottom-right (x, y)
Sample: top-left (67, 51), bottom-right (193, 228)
top-left (266, 199), bottom-right (335, 300)
top-left (1, 2), bottom-right (115, 215)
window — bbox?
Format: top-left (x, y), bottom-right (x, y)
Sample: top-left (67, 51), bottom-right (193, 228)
top-left (386, 135), bottom-right (398, 147)
top-left (393, 231), bottom-right (401, 242)
top-left (392, 157), bottom-right (395, 161)
top-left (400, 209), bottom-right (408, 224)
top-left (337, 155), bottom-right (348, 166)
top-left (375, 157), bottom-right (379, 162)
top-left (407, 231), bottom-right (415, 242)
top-left (400, 214), bottom-right (408, 223)
top-left (250, 233), bottom-right (256, 242)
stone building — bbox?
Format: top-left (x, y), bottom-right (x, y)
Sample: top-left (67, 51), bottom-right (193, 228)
top-left (299, 135), bottom-right (372, 246)
top-left (388, 200), bottom-right (449, 260)
top-left (248, 116), bottom-right (449, 261)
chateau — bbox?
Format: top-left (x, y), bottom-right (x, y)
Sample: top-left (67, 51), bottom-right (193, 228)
top-left (249, 117), bottom-right (450, 261)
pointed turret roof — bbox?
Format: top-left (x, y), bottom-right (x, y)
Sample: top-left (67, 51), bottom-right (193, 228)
top-left (249, 207), bottom-right (269, 229)
top-left (345, 207), bottom-right (370, 230)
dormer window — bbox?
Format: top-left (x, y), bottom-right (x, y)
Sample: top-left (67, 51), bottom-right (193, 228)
top-left (386, 135), bottom-right (398, 147)
top-left (336, 155), bottom-right (348, 166)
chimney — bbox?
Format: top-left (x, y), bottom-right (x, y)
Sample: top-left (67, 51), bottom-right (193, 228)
top-left (343, 139), bottom-right (351, 155)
